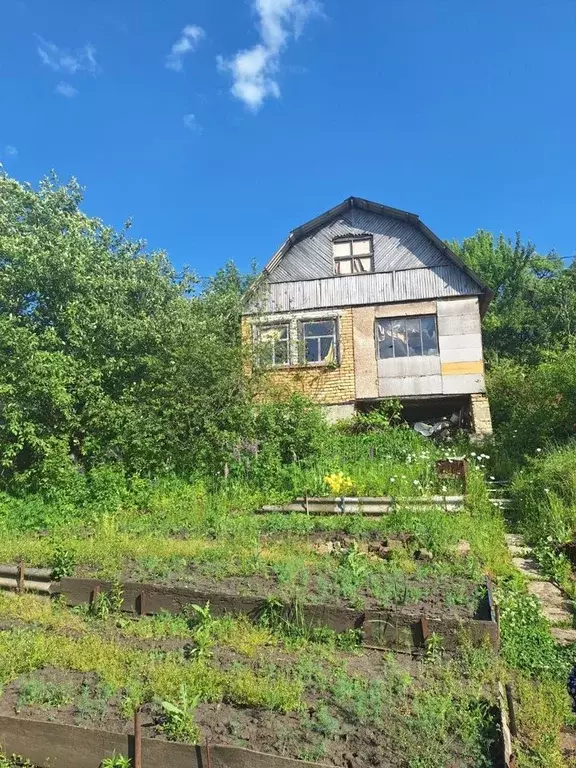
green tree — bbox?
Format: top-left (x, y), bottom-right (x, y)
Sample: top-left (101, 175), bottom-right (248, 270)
top-left (0, 172), bottom-right (250, 491)
top-left (449, 231), bottom-right (574, 363)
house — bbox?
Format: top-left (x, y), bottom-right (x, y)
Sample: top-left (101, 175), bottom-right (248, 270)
top-left (243, 197), bottom-right (493, 435)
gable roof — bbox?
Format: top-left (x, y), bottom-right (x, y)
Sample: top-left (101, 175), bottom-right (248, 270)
top-left (258, 196), bottom-right (493, 314)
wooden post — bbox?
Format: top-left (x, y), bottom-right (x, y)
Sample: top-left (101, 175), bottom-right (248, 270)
top-left (420, 617), bottom-right (430, 645)
top-left (90, 584), bottom-right (101, 606)
top-left (133, 707), bottom-right (142, 768)
top-left (206, 737), bottom-right (212, 768)
top-left (18, 560), bottom-right (25, 594)
top-left (505, 683), bottom-right (517, 738)
top-left (137, 591), bottom-right (146, 616)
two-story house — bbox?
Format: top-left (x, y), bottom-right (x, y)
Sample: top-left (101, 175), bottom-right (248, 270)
top-left (243, 197), bottom-right (493, 435)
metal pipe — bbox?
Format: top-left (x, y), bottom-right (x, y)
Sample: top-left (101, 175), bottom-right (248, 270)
top-left (133, 708), bottom-right (142, 768)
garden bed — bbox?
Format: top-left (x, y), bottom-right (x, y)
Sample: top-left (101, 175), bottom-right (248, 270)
top-left (0, 611), bottom-right (503, 768)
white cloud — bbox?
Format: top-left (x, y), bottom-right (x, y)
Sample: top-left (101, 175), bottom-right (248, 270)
top-left (165, 25), bottom-right (205, 72)
top-left (36, 36), bottom-right (98, 75)
top-left (218, 0), bottom-right (320, 111)
top-left (183, 114), bottom-right (202, 133)
top-left (55, 81), bottom-right (78, 98)
top-left (4, 145), bottom-right (18, 158)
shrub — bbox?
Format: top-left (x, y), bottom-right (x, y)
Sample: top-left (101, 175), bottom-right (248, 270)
top-left (510, 444), bottom-right (576, 543)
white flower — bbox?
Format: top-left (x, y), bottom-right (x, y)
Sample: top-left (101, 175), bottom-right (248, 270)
top-left (490, 476), bottom-right (496, 480)
top-left (471, 452), bottom-right (477, 457)
top-left (441, 485), bottom-right (447, 493)
top-left (536, 448), bottom-right (542, 453)
top-left (413, 479), bottom-right (420, 485)
top-left (390, 477), bottom-right (396, 483)
top-left (544, 488), bottom-right (550, 493)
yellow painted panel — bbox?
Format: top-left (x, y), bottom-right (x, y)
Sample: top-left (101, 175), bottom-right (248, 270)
top-left (441, 360), bottom-right (484, 376)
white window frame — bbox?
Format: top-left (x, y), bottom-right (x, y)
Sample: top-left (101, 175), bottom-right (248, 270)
top-left (376, 315), bottom-right (439, 359)
top-left (254, 322), bottom-right (290, 368)
top-left (251, 311), bottom-right (342, 369)
top-left (333, 236), bottom-right (374, 276)
top-left (299, 318), bottom-right (339, 366)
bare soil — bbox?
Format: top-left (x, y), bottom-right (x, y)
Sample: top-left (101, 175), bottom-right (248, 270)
top-left (75, 561), bottom-right (488, 620)
top-left (0, 651), bottom-right (493, 768)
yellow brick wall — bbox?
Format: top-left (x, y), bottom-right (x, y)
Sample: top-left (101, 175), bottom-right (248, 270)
top-left (243, 309), bottom-right (356, 405)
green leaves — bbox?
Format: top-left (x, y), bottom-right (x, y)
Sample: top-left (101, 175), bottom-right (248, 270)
top-left (0, 172), bottom-right (252, 491)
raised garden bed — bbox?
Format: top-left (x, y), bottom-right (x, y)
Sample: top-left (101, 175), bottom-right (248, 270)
top-left (0, 597), bottom-right (504, 768)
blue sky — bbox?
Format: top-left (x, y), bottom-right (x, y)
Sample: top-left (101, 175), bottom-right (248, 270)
top-left (2, 0), bottom-right (575, 276)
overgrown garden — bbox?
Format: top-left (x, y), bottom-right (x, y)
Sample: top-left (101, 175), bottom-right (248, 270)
top-left (1, 171), bottom-right (576, 766)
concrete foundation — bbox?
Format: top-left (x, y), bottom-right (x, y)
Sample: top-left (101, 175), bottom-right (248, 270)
top-left (322, 403), bottom-right (355, 423)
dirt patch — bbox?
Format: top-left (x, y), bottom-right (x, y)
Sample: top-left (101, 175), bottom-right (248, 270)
top-left (74, 562), bottom-right (487, 620)
top-left (0, 651), bottom-right (492, 768)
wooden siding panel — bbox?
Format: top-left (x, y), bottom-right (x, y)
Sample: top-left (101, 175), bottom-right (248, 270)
top-left (269, 210), bottom-right (451, 283)
top-left (247, 267), bottom-right (481, 314)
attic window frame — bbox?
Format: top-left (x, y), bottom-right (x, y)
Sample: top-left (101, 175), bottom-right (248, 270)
top-left (332, 236), bottom-right (374, 276)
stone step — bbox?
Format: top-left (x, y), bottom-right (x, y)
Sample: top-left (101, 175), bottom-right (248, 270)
top-left (505, 534), bottom-right (526, 547)
top-left (552, 627), bottom-right (576, 646)
top-left (512, 557), bottom-right (542, 580)
top-left (508, 544), bottom-right (529, 556)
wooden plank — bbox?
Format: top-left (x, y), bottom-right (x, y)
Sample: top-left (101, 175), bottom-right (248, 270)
top-left (441, 360), bottom-right (484, 376)
top-left (0, 715), bottom-right (327, 768)
top-left (55, 577), bottom-right (497, 650)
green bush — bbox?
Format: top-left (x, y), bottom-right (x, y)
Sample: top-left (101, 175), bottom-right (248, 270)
top-left (510, 444), bottom-right (576, 543)
top-left (487, 350), bottom-right (576, 475)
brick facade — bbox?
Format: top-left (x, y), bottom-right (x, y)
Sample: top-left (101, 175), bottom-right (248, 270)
top-left (245, 308), bottom-right (356, 405)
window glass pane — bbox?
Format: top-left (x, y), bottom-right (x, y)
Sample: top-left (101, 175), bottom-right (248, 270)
top-left (392, 319), bottom-right (408, 358)
top-left (421, 316), bottom-right (438, 355)
top-left (320, 336), bottom-right (334, 361)
top-left (333, 241), bottom-right (351, 258)
top-left (261, 325), bottom-right (287, 343)
top-left (336, 258), bottom-right (353, 275)
top-left (355, 256), bottom-right (373, 273)
top-left (303, 321), bottom-right (334, 338)
top-left (376, 320), bottom-right (394, 359)
top-left (275, 341), bottom-right (288, 365)
top-left (352, 239), bottom-right (371, 256)
top-left (406, 317), bottom-right (422, 357)
top-left (304, 338), bottom-right (318, 363)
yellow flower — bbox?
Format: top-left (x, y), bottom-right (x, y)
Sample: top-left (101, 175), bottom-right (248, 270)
top-left (323, 472), bottom-right (354, 495)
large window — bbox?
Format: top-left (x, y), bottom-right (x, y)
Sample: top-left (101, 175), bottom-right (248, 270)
top-left (377, 316), bottom-right (439, 359)
top-left (257, 324), bottom-right (290, 367)
top-left (301, 319), bottom-right (338, 364)
top-left (333, 237), bottom-right (374, 275)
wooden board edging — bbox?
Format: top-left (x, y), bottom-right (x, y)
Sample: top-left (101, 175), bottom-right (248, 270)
top-left (53, 577), bottom-right (499, 652)
top-left (0, 715), bottom-right (329, 768)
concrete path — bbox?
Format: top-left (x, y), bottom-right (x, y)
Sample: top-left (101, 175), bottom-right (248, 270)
top-left (504, 533), bottom-right (576, 645)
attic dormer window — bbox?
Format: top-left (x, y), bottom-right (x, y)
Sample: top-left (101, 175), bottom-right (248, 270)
top-left (333, 237), bottom-right (374, 275)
